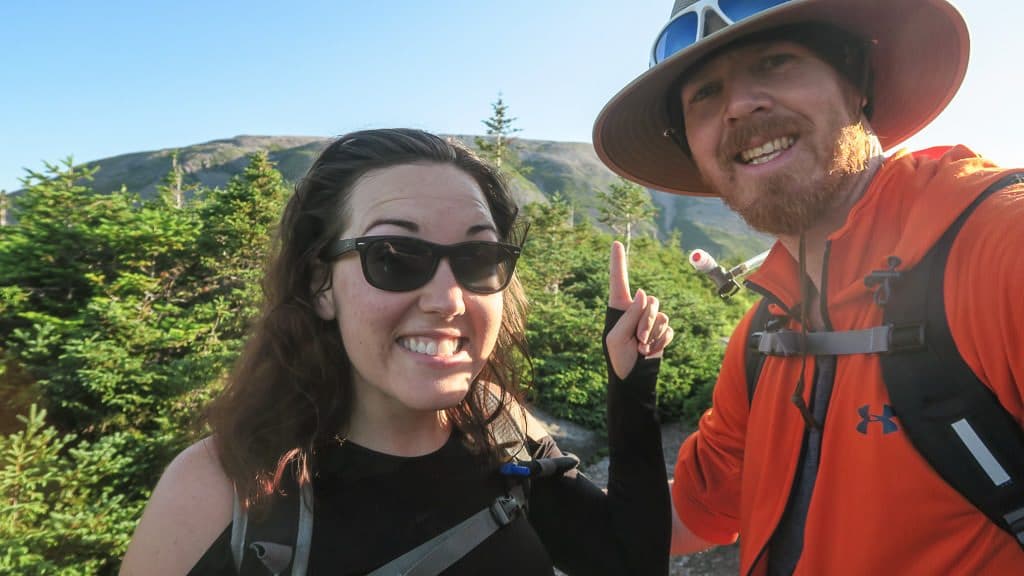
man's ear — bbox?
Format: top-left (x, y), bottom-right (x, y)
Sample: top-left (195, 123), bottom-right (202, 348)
top-left (312, 266), bottom-right (337, 321)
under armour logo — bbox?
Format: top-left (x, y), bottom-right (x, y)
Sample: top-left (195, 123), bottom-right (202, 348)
top-left (856, 404), bottom-right (899, 435)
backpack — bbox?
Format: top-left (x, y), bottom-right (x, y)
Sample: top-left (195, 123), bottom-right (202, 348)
top-left (744, 173), bottom-right (1024, 550)
top-left (228, 388), bottom-right (578, 575)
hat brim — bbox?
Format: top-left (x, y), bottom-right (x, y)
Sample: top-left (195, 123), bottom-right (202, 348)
top-left (592, 0), bottom-right (969, 196)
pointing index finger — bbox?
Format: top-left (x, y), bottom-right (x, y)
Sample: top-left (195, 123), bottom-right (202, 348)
top-left (608, 241), bottom-right (632, 310)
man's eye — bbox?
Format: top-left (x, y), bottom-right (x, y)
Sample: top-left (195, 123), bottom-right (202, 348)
top-left (689, 83), bottom-right (719, 104)
top-left (760, 53), bottom-right (794, 71)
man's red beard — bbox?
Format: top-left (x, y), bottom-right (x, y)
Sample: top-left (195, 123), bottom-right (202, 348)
top-left (711, 116), bottom-right (874, 236)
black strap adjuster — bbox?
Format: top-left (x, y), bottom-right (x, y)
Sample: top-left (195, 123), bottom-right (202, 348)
top-left (886, 323), bottom-right (926, 353)
top-left (1005, 507), bottom-right (1024, 545)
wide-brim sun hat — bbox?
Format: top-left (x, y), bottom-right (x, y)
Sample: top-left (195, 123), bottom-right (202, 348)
top-left (592, 0), bottom-right (970, 197)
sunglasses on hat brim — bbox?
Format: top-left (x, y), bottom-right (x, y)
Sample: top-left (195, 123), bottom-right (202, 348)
top-left (651, 0), bottom-right (792, 67)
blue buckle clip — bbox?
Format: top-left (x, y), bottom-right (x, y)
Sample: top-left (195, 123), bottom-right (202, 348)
top-left (499, 462), bottom-right (531, 477)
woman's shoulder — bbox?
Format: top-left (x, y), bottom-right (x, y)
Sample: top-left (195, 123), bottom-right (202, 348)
top-left (120, 437), bottom-right (234, 575)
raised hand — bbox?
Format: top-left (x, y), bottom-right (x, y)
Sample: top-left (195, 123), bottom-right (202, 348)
top-left (605, 241), bottom-right (674, 379)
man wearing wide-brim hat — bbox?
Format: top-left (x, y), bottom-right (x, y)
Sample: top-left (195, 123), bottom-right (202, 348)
top-left (594, 0), bottom-right (1024, 573)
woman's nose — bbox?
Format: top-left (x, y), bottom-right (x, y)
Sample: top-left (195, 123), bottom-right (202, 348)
top-left (418, 259), bottom-right (466, 317)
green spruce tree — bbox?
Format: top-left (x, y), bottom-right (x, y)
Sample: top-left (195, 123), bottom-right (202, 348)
top-left (157, 150), bottom-right (198, 209)
top-left (521, 193), bottom-right (577, 293)
top-left (474, 93), bottom-right (530, 175)
top-left (0, 405), bottom-right (141, 574)
top-left (596, 178), bottom-right (658, 253)
top-left (195, 151), bottom-right (289, 334)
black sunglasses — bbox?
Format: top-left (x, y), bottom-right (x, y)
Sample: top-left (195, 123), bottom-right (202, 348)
top-left (322, 235), bottom-right (522, 294)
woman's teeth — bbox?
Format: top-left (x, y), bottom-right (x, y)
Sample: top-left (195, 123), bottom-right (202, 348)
top-left (740, 137), bottom-right (795, 165)
top-left (398, 337), bottom-right (461, 356)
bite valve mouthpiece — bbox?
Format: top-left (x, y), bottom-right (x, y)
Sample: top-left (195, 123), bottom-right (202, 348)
top-left (689, 249), bottom-right (718, 272)
top-left (688, 248), bottom-right (771, 300)
top-left (688, 249), bottom-right (740, 299)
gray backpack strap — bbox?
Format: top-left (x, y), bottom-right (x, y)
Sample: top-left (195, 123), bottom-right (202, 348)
top-left (230, 483), bottom-right (314, 576)
top-left (755, 324), bottom-right (924, 356)
top-left (231, 486), bottom-right (248, 573)
top-left (366, 485), bottom-right (526, 576)
top-left (290, 482), bottom-right (314, 576)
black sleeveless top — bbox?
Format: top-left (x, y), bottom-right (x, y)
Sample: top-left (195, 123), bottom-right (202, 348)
top-left (190, 311), bottom-right (670, 575)
top-left (192, 432), bottom-right (559, 575)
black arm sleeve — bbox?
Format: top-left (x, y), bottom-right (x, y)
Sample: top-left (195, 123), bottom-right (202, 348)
top-left (526, 307), bottom-right (671, 576)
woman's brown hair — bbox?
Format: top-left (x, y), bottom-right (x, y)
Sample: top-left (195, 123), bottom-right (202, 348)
top-left (204, 129), bottom-right (530, 511)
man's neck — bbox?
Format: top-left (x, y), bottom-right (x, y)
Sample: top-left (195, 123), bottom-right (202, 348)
top-left (778, 149), bottom-right (885, 292)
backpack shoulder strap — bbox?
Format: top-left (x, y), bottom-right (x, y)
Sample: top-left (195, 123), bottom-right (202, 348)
top-left (230, 477), bottom-right (314, 575)
top-left (291, 485), bottom-right (314, 575)
top-left (744, 297), bottom-right (774, 405)
top-left (365, 485), bottom-right (527, 576)
top-left (881, 172), bottom-right (1024, 548)
top-left (230, 487), bottom-right (247, 572)
top-left (480, 383), bottom-right (540, 461)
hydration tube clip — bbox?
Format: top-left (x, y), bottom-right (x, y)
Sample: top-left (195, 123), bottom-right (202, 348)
top-left (864, 256), bottom-right (903, 307)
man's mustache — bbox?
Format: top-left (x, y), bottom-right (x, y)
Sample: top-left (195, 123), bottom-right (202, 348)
top-left (718, 116), bottom-right (811, 165)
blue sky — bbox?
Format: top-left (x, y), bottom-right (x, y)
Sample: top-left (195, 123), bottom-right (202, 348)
top-left (2, 1), bottom-right (1021, 193)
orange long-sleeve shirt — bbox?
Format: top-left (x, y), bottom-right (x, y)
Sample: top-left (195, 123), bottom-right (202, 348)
top-left (673, 146), bottom-right (1024, 575)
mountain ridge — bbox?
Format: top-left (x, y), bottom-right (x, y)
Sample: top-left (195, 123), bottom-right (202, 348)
top-left (23, 134), bottom-right (772, 260)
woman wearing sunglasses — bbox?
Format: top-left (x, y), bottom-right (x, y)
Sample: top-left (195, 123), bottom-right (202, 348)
top-left (121, 128), bottom-right (673, 575)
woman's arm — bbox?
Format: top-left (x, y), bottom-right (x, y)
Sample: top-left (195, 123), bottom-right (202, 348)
top-left (526, 241), bottom-right (672, 575)
top-left (120, 437), bottom-right (234, 576)
top-left (526, 324), bottom-right (670, 575)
